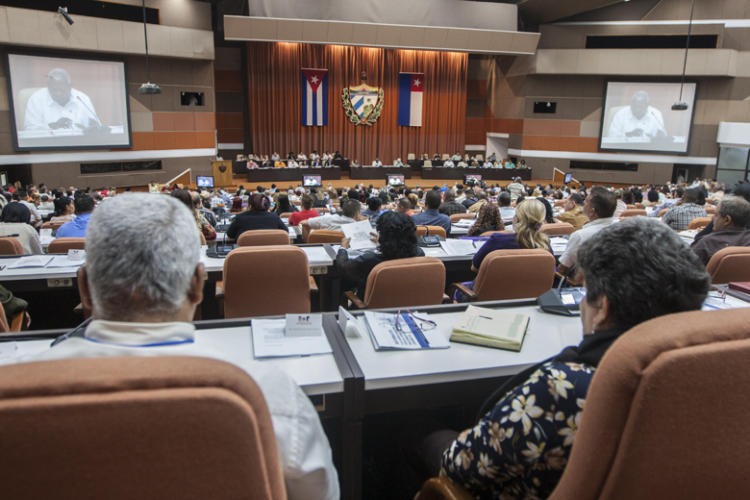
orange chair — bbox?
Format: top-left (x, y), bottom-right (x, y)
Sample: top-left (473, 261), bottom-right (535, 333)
top-left (449, 249), bottom-right (555, 301)
top-left (449, 213), bottom-right (473, 223)
top-left (47, 237), bottom-right (85, 253)
top-left (279, 212), bottom-right (293, 219)
top-left (415, 226), bottom-right (447, 238)
top-left (345, 257), bottom-right (446, 309)
top-left (540, 222), bottom-right (575, 236)
top-left (619, 209), bottom-right (647, 218)
top-left (0, 356), bottom-right (286, 500)
top-left (705, 246), bottom-right (750, 284)
top-left (687, 217), bottom-right (712, 230)
top-left (307, 230), bottom-right (345, 243)
top-left (0, 237), bottom-right (24, 255)
top-left (237, 230), bottom-right (289, 246)
top-left (480, 230), bottom-right (513, 237)
top-left (223, 246), bottom-right (311, 318)
top-left (41, 221), bottom-right (66, 231)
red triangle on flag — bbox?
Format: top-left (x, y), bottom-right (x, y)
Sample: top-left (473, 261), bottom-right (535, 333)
top-left (302, 69), bottom-right (327, 94)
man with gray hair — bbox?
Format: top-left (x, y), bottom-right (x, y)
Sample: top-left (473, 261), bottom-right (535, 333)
top-left (24, 68), bottom-right (102, 131)
top-left (24, 193), bottom-right (340, 500)
top-left (691, 195), bottom-right (750, 265)
top-left (607, 90), bottom-right (667, 140)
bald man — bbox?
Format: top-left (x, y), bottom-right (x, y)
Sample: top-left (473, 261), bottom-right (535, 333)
top-left (607, 90), bottom-right (666, 140)
top-left (24, 68), bottom-right (102, 131)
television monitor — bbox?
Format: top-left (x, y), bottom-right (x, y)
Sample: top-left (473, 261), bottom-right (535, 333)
top-left (599, 80), bottom-right (697, 154)
top-left (303, 175), bottom-right (322, 187)
top-left (196, 176), bottom-right (214, 188)
top-left (564, 173), bottom-right (573, 184)
top-left (387, 174), bottom-right (405, 186)
top-left (5, 51), bottom-right (132, 151)
top-left (465, 174), bottom-right (482, 183)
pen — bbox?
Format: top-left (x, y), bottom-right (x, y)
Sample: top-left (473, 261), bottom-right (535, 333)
top-left (479, 315), bottom-right (492, 320)
top-left (0, 265), bottom-right (5, 271)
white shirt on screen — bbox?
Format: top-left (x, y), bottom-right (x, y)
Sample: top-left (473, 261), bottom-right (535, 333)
top-left (24, 88), bottom-right (101, 131)
top-left (607, 106), bottom-right (666, 140)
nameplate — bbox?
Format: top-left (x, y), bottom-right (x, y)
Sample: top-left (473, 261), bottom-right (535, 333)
top-left (68, 249), bottom-right (86, 261)
top-left (285, 313), bottom-right (323, 337)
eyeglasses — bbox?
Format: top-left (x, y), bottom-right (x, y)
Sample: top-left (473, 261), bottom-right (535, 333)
top-left (394, 309), bottom-right (437, 333)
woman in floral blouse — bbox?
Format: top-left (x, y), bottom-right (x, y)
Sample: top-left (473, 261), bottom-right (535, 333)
top-left (440, 217), bottom-right (710, 498)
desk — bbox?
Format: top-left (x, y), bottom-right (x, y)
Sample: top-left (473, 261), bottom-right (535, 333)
top-left (245, 167), bottom-right (342, 184)
top-left (349, 166), bottom-right (412, 180)
top-left (422, 167), bottom-right (532, 181)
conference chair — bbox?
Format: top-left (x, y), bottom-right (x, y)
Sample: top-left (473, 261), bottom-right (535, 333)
top-left (705, 246), bottom-right (750, 284)
top-left (449, 213), bottom-right (474, 223)
top-left (415, 226), bottom-right (447, 238)
top-left (223, 246), bottom-right (311, 318)
top-left (480, 230), bottom-right (513, 237)
top-left (0, 299), bottom-right (30, 333)
top-left (47, 237), bottom-right (85, 253)
top-left (0, 356), bottom-right (286, 500)
top-left (449, 249), bottom-right (555, 301)
top-left (442, 154), bottom-right (450, 161)
top-left (540, 222), bottom-right (575, 236)
top-left (279, 212), bottom-right (293, 219)
top-left (237, 229), bottom-right (289, 246)
top-left (476, 154), bottom-right (484, 162)
top-left (0, 237), bottom-right (23, 255)
top-left (687, 217), bottom-right (712, 230)
top-left (619, 209), bottom-right (647, 218)
top-left (307, 230), bottom-right (345, 243)
top-left (407, 153), bottom-right (416, 160)
top-left (345, 257), bottom-right (446, 309)
top-left (423, 160), bottom-right (433, 168)
top-left (417, 308), bottom-right (750, 500)
top-left (41, 221), bottom-right (66, 231)
top-left (635, 202), bottom-right (645, 208)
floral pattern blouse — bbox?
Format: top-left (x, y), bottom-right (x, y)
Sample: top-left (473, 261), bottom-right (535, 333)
top-left (441, 360), bottom-right (596, 499)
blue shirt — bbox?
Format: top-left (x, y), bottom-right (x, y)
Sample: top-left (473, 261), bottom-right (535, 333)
top-left (411, 209), bottom-right (451, 234)
top-left (56, 213), bottom-right (92, 238)
top-left (472, 232), bottom-right (519, 268)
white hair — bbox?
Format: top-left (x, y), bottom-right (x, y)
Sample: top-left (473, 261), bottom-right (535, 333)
top-left (85, 193), bottom-right (201, 320)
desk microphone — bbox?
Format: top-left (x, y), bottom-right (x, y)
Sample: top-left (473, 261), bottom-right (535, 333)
top-left (76, 96), bottom-right (102, 127)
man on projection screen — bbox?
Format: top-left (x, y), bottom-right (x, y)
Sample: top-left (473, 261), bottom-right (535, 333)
top-left (607, 90), bottom-right (667, 141)
top-left (23, 68), bottom-right (103, 132)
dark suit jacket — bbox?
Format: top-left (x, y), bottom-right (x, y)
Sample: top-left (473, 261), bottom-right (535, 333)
top-left (226, 211), bottom-right (287, 240)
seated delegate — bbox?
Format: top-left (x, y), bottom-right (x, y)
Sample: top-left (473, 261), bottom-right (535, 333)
top-left (226, 193), bottom-right (287, 240)
top-left (439, 217), bottom-right (710, 498)
top-left (0, 202), bottom-right (42, 254)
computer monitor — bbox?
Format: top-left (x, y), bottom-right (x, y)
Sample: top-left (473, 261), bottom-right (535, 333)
top-left (196, 176), bottom-right (214, 188)
top-left (564, 173), bottom-right (573, 184)
top-left (465, 174), bottom-right (482, 183)
top-left (387, 174), bottom-right (405, 186)
top-left (303, 175), bottom-right (322, 187)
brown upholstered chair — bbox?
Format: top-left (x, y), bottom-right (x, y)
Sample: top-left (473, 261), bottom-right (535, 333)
top-left (237, 229), bottom-right (289, 246)
top-left (449, 249), bottom-right (555, 301)
top-left (41, 221), bottom-right (65, 231)
top-left (540, 222), bottom-right (575, 236)
top-left (223, 245), bottom-right (311, 318)
top-left (449, 213), bottom-right (473, 223)
top-left (416, 477), bottom-right (472, 500)
top-left (0, 237), bottom-right (24, 255)
top-left (619, 209), bottom-right (647, 218)
top-left (307, 230), bottom-right (345, 243)
top-left (480, 230), bottom-right (513, 236)
top-left (46, 237), bottom-right (85, 253)
top-left (345, 257), bottom-right (446, 309)
top-left (687, 216), bottom-right (711, 230)
top-left (635, 202), bottom-right (645, 209)
top-left (279, 212), bottom-right (293, 219)
top-left (415, 226), bottom-right (447, 238)
top-left (0, 356), bottom-right (286, 500)
top-left (549, 308), bottom-right (750, 499)
top-left (705, 246), bottom-right (750, 284)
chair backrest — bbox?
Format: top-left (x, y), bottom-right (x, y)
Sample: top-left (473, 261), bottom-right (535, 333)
top-left (550, 308), bottom-right (750, 500)
top-left (657, 208), bottom-right (669, 217)
top-left (619, 209), bottom-right (647, 218)
top-left (687, 216), bottom-right (712, 230)
top-left (705, 246), bottom-right (750, 284)
top-left (476, 154), bottom-right (484, 161)
top-left (279, 212), bottom-right (293, 219)
top-left (415, 226), bottom-right (447, 238)
top-left (362, 257), bottom-right (445, 309)
top-left (223, 245), bottom-right (310, 318)
top-left (199, 232), bottom-right (207, 245)
top-left (307, 230), bottom-right (345, 243)
top-left (441, 154), bottom-right (450, 160)
top-left (480, 230), bottom-right (513, 237)
top-left (0, 237), bottom-right (24, 255)
top-left (473, 249), bottom-right (555, 301)
top-left (237, 229), bottom-right (289, 246)
top-left (540, 222), bottom-right (575, 236)
top-left (423, 160), bottom-right (433, 167)
top-left (46, 237), bottom-right (85, 253)
top-left (0, 356), bottom-right (286, 500)
top-left (407, 153), bottom-right (416, 160)
top-left (635, 202), bottom-right (644, 208)
top-left (0, 302), bottom-right (10, 332)
top-left (449, 213), bottom-right (473, 223)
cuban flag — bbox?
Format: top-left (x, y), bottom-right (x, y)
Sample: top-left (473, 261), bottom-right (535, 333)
top-left (301, 69), bottom-right (328, 126)
top-left (398, 73), bottom-right (423, 127)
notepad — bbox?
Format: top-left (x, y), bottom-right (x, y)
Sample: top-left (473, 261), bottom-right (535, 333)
top-left (251, 319), bottom-right (332, 358)
top-left (46, 255), bottom-right (85, 268)
top-left (8, 256), bottom-right (53, 269)
top-left (363, 311), bottom-right (450, 350)
top-left (450, 305), bottom-right (530, 351)
top-left (440, 239), bottom-right (476, 255)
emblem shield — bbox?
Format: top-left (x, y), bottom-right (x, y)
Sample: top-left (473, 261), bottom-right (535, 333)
top-left (342, 83), bottom-right (384, 126)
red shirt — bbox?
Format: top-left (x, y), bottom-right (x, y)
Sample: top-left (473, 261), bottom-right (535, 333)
top-left (288, 209), bottom-right (320, 226)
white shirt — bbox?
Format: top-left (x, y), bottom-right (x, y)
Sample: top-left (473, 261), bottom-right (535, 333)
top-left (559, 217), bottom-right (617, 268)
top-left (443, 160), bottom-right (455, 168)
top-left (19, 200), bottom-right (41, 224)
top-left (499, 206), bottom-right (516, 222)
top-left (0, 222), bottom-right (42, 254)
top-left (306, 214), bottom-right (356, 231)
top-left (371, 160), bottom-right (383, 167)
top-left (607, 106), bottom-right (666, 139)
top-left (24, 88), bottom-right (101, 131)
top-left (21, 320), bottom-right (340, 500)
top-left (394, 159), bottom-right (404, 167)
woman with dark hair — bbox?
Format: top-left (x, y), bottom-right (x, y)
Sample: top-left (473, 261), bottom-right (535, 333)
top-left (335, 211), bottom-right (424, 299)
top-left (170, 189), bottom-right (216, 242)
top-left (50, 197), bottom-right (75, 224)
top-left (226, 192), bottom-right (287, 240)
top-left (0, 202), bottom-right (42, 254)
top-left (274, 194), bottom-right (297, 215)
top-left (536, 196), bottom-right (555, 223)
top-left (467, 203), bottom-right (502, 236)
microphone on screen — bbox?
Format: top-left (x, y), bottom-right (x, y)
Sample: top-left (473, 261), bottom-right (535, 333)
top-left (76, 95), bottom-right (103, 128)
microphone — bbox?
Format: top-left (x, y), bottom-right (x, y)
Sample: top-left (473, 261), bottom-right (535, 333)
top-left (76, 95), bottom-right (102, 127)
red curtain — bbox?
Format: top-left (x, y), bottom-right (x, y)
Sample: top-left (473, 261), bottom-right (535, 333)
top-left (247, 42), bottom-right (467, 164)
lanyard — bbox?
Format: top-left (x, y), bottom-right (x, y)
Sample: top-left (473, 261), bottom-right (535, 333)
top-left (84, 337), bottom-right (194, 348)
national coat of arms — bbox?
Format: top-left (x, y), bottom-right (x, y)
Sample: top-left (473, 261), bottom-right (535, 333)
top-left (341, 75), bottom-right (384, 126)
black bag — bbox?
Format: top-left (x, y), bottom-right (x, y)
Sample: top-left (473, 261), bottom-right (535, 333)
top-left (0, 284), bottom-right (28, 318)
top-left (537, 288), bottom-right (586, 316)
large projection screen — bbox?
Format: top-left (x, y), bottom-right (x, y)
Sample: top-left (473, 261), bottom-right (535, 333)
top-left (6, 52), bottom-right (132, 151)
top-left (599, 81), bottom-right (697, 155)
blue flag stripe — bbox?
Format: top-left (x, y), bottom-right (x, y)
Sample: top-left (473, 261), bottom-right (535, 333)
top-left (301, 73), bottom-right (307, 125)
top-left (397, 74), bottom-right (412, 126)
top-left (321, 74), bottom-right (328, 125)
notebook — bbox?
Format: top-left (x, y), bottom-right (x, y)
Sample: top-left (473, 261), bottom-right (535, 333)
top-left (450, 305), bottom-right (530, 351)
top-left (728, 282), bottom-right (750, 295)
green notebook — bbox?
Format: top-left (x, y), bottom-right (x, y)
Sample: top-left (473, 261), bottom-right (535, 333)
top-left (450, 305), bottom-right (530, 351)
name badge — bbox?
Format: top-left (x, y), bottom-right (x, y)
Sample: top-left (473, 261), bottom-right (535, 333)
top-left (68, 249), bottom-right (86, 261)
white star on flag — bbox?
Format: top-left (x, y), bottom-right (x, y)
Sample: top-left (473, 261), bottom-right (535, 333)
top-left (413, 79), bottom-right (421, 87)
top-left (311, 76), bottom-right (319, 83)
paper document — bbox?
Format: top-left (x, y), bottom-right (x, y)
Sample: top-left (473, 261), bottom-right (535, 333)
top-left (440, 239), bottom-right (476, 255)
top-left (301, 246), bottom-right (332, 265)
top-left (702, 292), bottom-right (750, 311)
top-left (251, 319), bottom-right (332, 358)
top-left (451, 305), bottom-right (530, 351)
top-left (453, 218), bottom-right (475, 228)
top-left (550, 237), bottom-right (568, 254)
top-left (422, 247), bottom-right (447, 258)
top-left (46, 255), bottom-right (85, 268)
top-left (8, 256), bottom-right (54, 269)
top-left (363, 311), bottom-right (450, 350)
top-left (342, 220), bottom-right (377, 250)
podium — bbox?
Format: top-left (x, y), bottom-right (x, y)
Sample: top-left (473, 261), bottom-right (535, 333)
top-left (211, 160), bottom-right (233, 187)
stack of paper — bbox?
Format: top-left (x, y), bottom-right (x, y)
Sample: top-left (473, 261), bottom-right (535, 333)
top-left (453, 218), bottom-right (475, 228)
top-left (451, 305), bottom-right (530, 351)
top-left (251, 319), bottom-right (332, 358)
top-left (342, 220), bottom-right (377, 250)
top-left (8, 256), bottom-right (53, 269)
top-left (440, 239), bottom-right (476, 256)
top-left (363, 311), bottom-right (450, 350)
top-left (47, 255), bottom-right (85, 268)
top-left (550, 237), bottom-right (568, 254)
